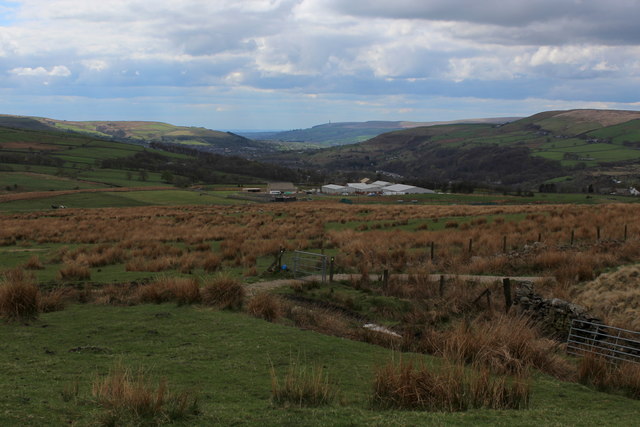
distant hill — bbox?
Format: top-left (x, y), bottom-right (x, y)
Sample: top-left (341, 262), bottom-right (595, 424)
top-left (0, 124), bottom-right (303, 195)
top-left (262, 109), bottom-right (640, 189)
top-left (0, 115), bottom-right (275, 158)
top-left (239, 118), bottom-right (518, 147)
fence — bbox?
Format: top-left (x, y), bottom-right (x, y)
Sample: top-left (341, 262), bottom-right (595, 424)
top-left (292, 250), bottom-right (329, 282)
top-left (566, 319), bottom-right (640, 365)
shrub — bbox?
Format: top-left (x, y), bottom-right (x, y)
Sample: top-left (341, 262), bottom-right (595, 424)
top-left (371, 358), bottom-right (529, 412)
top-left (23, 255), bottom-right (44, 270)
top-left (134, 276), bottom-right (200, 305)
top-left (92, 362), bottom-right (199, 425)
top-left (270, 360), bottom-right (336, 407)
top-left (0, 269), bottom-right (40, 321)
top-left (57, 263), bottom-right (91, 281)
top-left (39, 287), bottom-right (67, 313)
top-left (420, 314), bottom-right (572, 379)
top-left (578, 354), bottom-right (640, 399)
top-left (246, 293), bottom-right (282, 322)
top-left (202, 253), bottom-right (222, 273)
top-left (201, 274), bottom-right (245, 310)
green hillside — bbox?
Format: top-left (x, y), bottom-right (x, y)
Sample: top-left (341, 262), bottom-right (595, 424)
top-left (242, 118), bottom-right (516, 147)
top-left (0, 125), bottom-right (301, 209)
top-left (270, 109), bottom-right (640, 188)
top-left (0, 115), bottom-right (275, 158)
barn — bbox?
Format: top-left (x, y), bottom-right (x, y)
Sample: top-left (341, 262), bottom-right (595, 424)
top-left (381, 184), bottom-right (435, 195)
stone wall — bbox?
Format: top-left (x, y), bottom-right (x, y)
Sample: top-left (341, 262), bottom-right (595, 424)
top-left (513, 281), bottom-right (602, 339)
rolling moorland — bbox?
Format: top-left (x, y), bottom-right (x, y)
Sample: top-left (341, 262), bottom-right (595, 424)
top-left (1, 110), bottom-right (640, 425)
top-left (0, 115), bottom-right (275, 158)
top-left (238, 117), bottom-right (517, 147)
top-left (264, 109), bottom-right (640, 190)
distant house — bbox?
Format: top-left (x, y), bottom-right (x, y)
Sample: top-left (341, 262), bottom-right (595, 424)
top-left (321, 184), bottom-right (352, 195)
top-left (381, 184), bottom-right (435, 195)
top-left (360, 178), bottom-right (371, 184)
top-left (267, 182), bottom-right (297, 194)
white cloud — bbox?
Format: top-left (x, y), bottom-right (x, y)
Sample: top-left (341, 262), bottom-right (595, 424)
top-left (9, 65), bottom-right (71, 77)
top-left (0, 0), bottom-right (637, 128)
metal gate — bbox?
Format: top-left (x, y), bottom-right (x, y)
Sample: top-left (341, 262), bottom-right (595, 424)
top-left (567, 319), bottom-right (640, 364)
top-left (292, 250), bottom-right (328, 282)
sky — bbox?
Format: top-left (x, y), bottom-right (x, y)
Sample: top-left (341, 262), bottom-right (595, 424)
top-left (1, 0), bottom-right (640, 130)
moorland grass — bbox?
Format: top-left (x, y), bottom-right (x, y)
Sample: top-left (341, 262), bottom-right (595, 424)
top-left (3, 304), bottom-right (640, 426)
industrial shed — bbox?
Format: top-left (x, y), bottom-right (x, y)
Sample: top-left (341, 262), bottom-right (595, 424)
top-left (381, 184), bottom-right (435, 195)
top-left (321, 184), bottom-right (352, 194)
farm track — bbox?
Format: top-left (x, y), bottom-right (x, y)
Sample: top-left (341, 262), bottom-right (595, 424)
top-left (245, 273), bottom-right (554, 296)
top-left (0, 186), bottom-right (175, 202)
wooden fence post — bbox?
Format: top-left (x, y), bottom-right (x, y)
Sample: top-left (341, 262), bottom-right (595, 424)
top-left (503, 278), bottom-right (512, 313)
top-left (277, 247), bottom-right (284, 270)
top-left (430, 241), bottom-right (435, 261)
top-left (537, 232), bottom-right (542, 243)
top-left (468, 238), bottom-right (473, 254)
top-left (439, 275), bottom-right (445, 297)
top-left (503, 236), bottom-right (507, 253)
top-left (382, 269), bottom-right (389, 291)
top-left (570, 230), bottom-right (575, 246)
top-left (597, 226), bottom-right (601, 242)
top-left (329, 257), bottom-right (334, 282)
top-left (624, 224), bottom-right (628, 241)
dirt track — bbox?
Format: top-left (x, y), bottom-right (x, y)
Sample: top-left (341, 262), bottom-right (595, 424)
top-left (245, 273), bottom-right (554, 296)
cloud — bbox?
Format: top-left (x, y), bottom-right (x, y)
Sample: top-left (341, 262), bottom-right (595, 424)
top-left (9, 65), bottom-right (71, 76)
top-left (0, 0), bottom-right (637, 128)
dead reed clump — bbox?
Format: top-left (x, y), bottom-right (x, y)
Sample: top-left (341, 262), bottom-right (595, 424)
top-left (201, 274), bottom-right (245, 310)
top-left (133, 276), bottom-right (200, 305)
top-left (39, 287), bottom-right (68, 313)
top-left (246, 293), bottom-right (283, 322)
top-left (421, 314), bottom-right (572, 379)
top-left (371, 358), bottom-right (530, 412)
top-left (57, 263), bottom-right (91, 281)
top-left (270, 360), bottom-right (337, 408)
top-left (577, 354), bottom-right (640, 399)
top-left (92, 362), bottom-right (199, 425)
top-left (202, 253), bottom-right (222, 273)
top-left (23, 255), bottom-right (44, 270)
top-left (94, 284), bottom-right (136, 306)
top-left (0, 269), bottom-right (40, 321)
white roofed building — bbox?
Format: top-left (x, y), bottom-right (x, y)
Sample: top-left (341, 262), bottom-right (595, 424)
top-left (370, 180), bottom-right (392, 188)
top-left (321, 184), bottom-right (353, 194)
top-left (381, 184), bottom-right (435, 195)
top-left (347, 183), bottom-right (381, 193)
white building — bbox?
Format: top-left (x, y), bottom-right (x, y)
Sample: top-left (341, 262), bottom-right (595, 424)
top-left (371, 180), bottom-right (392, 188)
top-left (346, 183), bottom-right (381, 193)
top-left (381, 184), bottom-right (435, 195)
top-left (321, 184), bottom-right (353, 194)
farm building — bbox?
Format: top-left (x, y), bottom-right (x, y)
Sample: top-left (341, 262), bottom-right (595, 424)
top-left (381, 184), bottom-right (435, 195)
top-left (347, 183), bottom-right (381, 193)
top-left (267, 182), bottom-right (297, 194)
top-left (371, 180), bottom-right (392, 188)
top-left (321, 184), bottom-right (352, 194)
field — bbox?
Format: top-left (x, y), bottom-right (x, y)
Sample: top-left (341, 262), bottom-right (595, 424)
top-left (2, 199), bottom-right (640, 425)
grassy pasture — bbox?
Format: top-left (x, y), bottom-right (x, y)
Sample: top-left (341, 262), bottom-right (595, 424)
top-left (3, 304), bottom-right (639, 426)
top-left (0, 172), bottom-right (110, 192)
top-left (2, 201), bottom-right (640, 424)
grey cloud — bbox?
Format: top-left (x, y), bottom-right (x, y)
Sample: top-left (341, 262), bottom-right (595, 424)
top-left (329, 0), bottom-right (640, 45)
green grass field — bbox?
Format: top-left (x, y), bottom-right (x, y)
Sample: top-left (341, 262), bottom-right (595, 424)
top-left (2, 303), bottom-right (639, 426)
